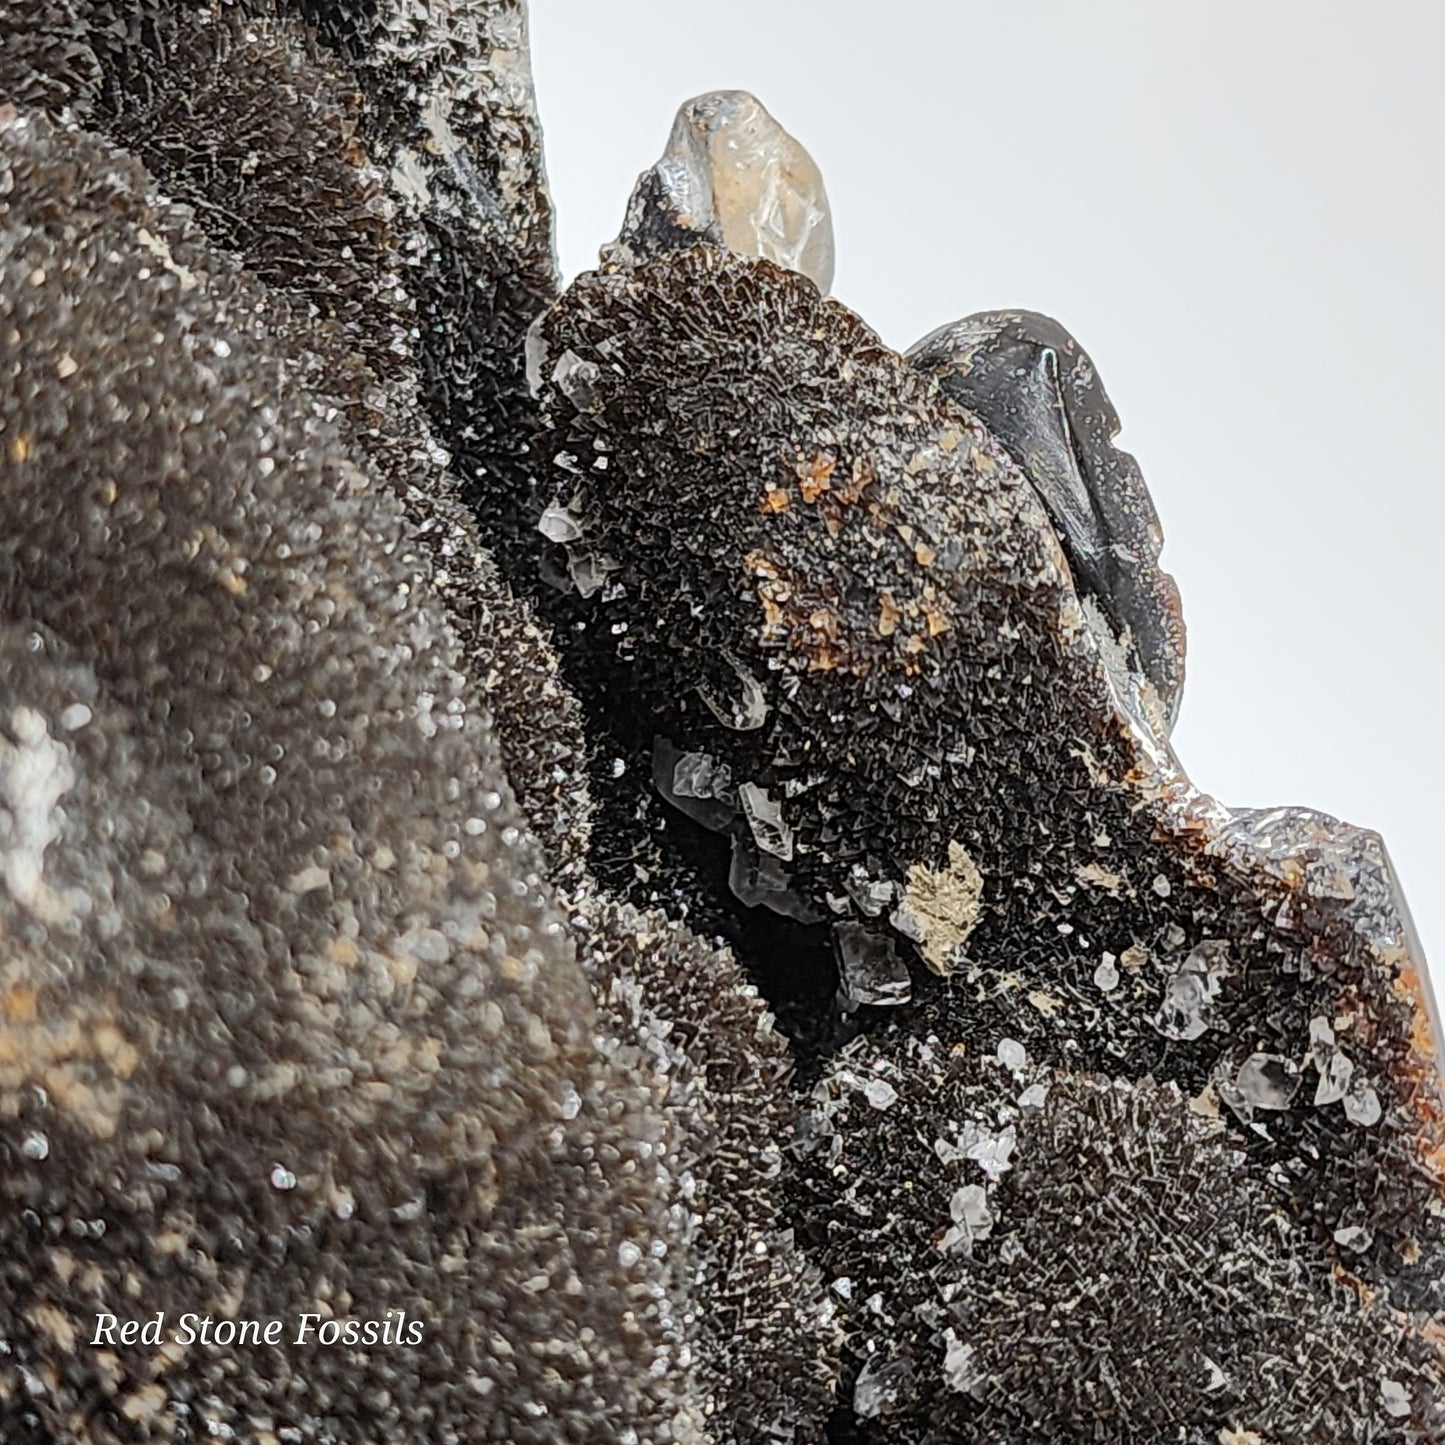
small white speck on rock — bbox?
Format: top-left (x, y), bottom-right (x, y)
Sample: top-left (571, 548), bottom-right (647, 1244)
top-left (996, 1038), bottom-right (1027, 1074)
top-left (1380, 1378), bottom-right (1411, 1418)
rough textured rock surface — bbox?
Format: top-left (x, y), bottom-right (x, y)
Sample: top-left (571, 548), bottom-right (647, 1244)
top-left (529, 245), bottom-right (1445, 1440)
top-left (0, 108), bottom-right (693, 1442)
top-left (0, 4), bottom-right (847, 1439)
top-left (0, 0), bottom-right (588, 875)
top-left (577, 898), bottom-right (839, 1442)
top-left (2, 2), bottom-right (1442, 1442)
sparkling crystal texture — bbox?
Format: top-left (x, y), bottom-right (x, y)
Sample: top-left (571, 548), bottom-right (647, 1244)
top-left (2, 8), bottom-right (1441, 1444)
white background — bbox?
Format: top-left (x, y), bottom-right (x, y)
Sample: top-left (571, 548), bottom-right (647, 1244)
top-left (529, 2), bottom-right (1444, 971)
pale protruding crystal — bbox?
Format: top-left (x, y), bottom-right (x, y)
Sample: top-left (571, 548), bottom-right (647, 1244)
top-left (1381, 1379), bottom-right (1412, 1419)
top-left (615, 90), bottom-right (834, 293)
top-left (834, 922), bottom-right (911, 1007)
top-left (996, 1038), bottom-right (1028, 1074)
top-left (739, 781), bottom-right (794, 861)
top-left (1234, 1053), bottom-right (1301, 1111)
top-left (1343, 1081), bottom-right (1383, 1127)
top-left (938, 1184), bottom-right (994, 1253)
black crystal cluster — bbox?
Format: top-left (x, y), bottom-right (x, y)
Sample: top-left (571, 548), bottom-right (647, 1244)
top-left (0, 4), bottom-right (1440, 1443)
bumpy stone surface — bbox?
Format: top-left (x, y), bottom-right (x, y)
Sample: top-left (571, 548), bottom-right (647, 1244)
top-left (0, 108), bottom-right (698, 1442)
top-left (0, 0), bottom-right (565, 619)
top-left (3, 2), bottom-right (1442, 1440)
top-left (529, 246), bottom-right (1083, 921)
top-left (0, 0), bottom-right (588, 873)
top-left (0, 6), bottom-right (861, 1439)
top-left (530, 243), bottom-right (1444, 1439)
top-left (577, 898), bottom-right (840, 1443)
top-left (801, 1042), bottom-right (1443, 1442)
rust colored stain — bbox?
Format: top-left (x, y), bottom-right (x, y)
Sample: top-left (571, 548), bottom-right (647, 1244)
top-left (760, 482), bottom-right (791, 514)
top-left (795, 451), bottom-right (835, 503)
top-left (877, 591), bottom-right (902, 638)
top-left (745, 547), bottom-right (868, 676)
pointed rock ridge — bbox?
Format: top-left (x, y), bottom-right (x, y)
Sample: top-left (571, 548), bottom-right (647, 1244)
top-left (908, 310), bottom-right (1186, 730)
top-left (611, 89), bottom-right (835, 293)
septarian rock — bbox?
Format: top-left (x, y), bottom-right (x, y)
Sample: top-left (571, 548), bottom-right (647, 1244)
top-left (0, 8), bottom-right (831, 1441)
top-left (4, 6), bottom-right (1444, 1443)
top-left (531, 244), bottom-right (1092, 943)
top-left (611, 89), bottom-right (835, 292)
top-left (531, 163), bottom-right (1445, 1440)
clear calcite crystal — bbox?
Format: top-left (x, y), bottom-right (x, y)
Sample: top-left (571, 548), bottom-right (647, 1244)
top-left (835, 922), bottom-right (912, 1007)
top-left (613, 89), bottom-right (835, 292)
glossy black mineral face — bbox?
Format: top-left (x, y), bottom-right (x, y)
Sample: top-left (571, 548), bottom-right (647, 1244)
top-left (1, 5), bottom-right (1441, 1444)
top-left (906, 310), bottom-right (1186, 728)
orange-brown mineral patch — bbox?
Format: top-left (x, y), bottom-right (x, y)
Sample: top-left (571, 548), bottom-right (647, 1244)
top-left (760, 481), bottom-right (791, 513)
top-left (0, 994), bottom-right (145, 1139)
top-left (921, 585), bottom-right (950, 637)
top-left (796, 450), bottom-right (835, 503)
top-left (836, 455), bottom-right (876, 503)
top-left (746, 548), bottom-right (867, 675)
top-left (819, 455), bottom-right (881, 536)
top-left (2, 985), bottom-right (39, 1024)
top-left (771, 451), bottom-right (884, 537)
top-left (877, 591), bottom-right (902, 638)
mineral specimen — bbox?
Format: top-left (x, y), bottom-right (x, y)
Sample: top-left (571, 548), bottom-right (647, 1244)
top-left (907, 311), bottom-right (1187, 727)
top-left (0, 6), bottom-right (830, 1440)
top-left (0, 2), bottom-right (1440, 1443)
top-left (0, 103), bottom-right (690, 1442)
top-left (526, 107), bottom-right (1444, 1444)
top-left (611, 89), bottom-right (835, 293)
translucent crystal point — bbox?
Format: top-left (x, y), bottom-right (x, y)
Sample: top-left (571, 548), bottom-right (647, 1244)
top-left (853, 1353), bottom-right (915, 1419)
top-left (614, 90), bottom-right (834, 292)
top-left (834, 922), bottom-right (911, 1007)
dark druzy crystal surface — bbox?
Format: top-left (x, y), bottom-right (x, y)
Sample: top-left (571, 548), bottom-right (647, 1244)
top-left (0, 5), bottom-right (1440, 1443)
